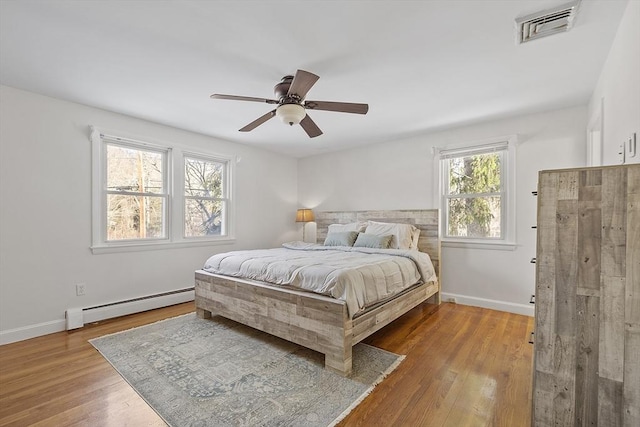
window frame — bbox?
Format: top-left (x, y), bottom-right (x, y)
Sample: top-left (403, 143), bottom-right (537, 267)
top-left (90, 126), bottom-right (235, 254)
top-left (434, 135), bottom-right (517, 250)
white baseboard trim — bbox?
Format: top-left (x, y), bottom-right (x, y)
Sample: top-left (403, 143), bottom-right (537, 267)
top-left (0, 319), bottom-right (67, 345)
top-left (0, 290), bottom-right (195, 345)
top-left (440, 292), bottom-right (534, 317)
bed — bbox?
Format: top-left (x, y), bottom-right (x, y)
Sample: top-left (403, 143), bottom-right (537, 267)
top-left (195, 209), bottom-right (441, 376)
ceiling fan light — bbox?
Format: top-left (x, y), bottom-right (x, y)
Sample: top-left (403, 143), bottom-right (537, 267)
top-left (276, 104), bottom-right (306, 126)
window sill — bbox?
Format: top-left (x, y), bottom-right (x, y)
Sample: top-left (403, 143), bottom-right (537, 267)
top-left (91, 237), bottom-right (236, 254)
top-left (442, 240), bottom-right (517, 251)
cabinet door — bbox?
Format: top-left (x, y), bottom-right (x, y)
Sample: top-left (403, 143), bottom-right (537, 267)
top-left (532, 165), bottom-right (640, 427)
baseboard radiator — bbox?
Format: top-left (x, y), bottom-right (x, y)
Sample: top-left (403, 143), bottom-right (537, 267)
top-left (65, 287), bottom-right (194, 330)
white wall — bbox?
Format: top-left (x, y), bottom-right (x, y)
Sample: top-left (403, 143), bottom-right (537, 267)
top-left (0, 85), bottom-right (299, 343)
top-left (588, 0), bottom-right (640, 165)
top-left (298, 106), bottom-right (587, 316)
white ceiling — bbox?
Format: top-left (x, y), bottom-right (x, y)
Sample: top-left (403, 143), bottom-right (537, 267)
top-left (0, 0), bottom-right (629, 158)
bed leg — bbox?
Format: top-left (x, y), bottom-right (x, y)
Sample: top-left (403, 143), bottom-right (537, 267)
top-left (427, 291), bottom-right (441, 305)
top-left (325, 346), bottom-right (353, 377)
top-left (196, 308), bottom-right (212, 319)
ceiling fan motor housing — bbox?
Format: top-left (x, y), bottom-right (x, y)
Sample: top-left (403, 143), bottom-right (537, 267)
top-left (274, 76), bottom-right (295, 101)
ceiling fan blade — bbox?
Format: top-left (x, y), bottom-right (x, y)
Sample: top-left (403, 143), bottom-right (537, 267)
top-left (304, 100), bottom-right (369, 115)
top-left (299, 115), bottom-right (323, 138)
top-left (211, 94), bottom-right (278, 104)
top-left (239, 109), bottom-right (276, 132)
top-left (287, 70), bottom-right (320, 100)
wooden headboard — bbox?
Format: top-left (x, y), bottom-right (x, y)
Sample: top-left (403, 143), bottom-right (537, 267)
top-left (315, 209), bottom-right (441, 279)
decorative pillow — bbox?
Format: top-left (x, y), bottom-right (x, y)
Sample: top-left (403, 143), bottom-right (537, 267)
top-left (365, 221), bottom-right (417, 250)
top-left (327, 222), bottom-right (367, 233)
top-left (323, 231), bottom-right (359, 247)
top-left (410, 228), bottom-right (421, 250)
top-left (353, 233), bottom-right (392, 249)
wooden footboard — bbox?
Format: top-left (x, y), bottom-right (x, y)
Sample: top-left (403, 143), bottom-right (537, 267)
top-left (195, 270), bottom-right (439, 376)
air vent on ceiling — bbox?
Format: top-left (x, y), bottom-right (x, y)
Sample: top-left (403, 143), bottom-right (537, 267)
top-left (515, 0), bottom-right (581, 44)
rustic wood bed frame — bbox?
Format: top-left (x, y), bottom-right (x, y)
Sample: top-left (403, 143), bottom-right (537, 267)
top-left (195, 209), bottom-right (441, 376)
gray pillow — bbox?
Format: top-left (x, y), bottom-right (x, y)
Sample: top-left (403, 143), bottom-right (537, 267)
top-left (323, 231), bottom-right (359, 247)
top-left (353, 233), bottom-right (392, 249)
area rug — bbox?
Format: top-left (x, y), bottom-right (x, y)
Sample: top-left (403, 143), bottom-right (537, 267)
top-left (90, 313), bottom-right (404, 427)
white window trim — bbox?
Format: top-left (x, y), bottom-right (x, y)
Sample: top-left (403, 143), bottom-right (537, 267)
top-left (90, 126), bottom-right (236, 254)
top-left (433, 135), bottom-right (518, 251)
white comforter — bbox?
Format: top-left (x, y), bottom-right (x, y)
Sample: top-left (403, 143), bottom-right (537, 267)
top-left (202, 242), bottom-right (437, 317)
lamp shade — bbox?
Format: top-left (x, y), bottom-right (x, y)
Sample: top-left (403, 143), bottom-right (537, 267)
top-left (295, 209), bottom-right (315, 222)
top-left (276, 104), bottom-right (306, 126)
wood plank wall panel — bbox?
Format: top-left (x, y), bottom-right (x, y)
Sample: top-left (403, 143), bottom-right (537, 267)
top-left (532, 164), bottom-right (640, 427)
top-left (624, 166), bottom-right (640, 425)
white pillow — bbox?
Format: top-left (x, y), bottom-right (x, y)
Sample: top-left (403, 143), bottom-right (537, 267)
top-left (410, 228), bottom-right (421, 250)
top-left (365, 221), bottom-right (417, 250)
top-left (328, 222), bottom-right (367, 233)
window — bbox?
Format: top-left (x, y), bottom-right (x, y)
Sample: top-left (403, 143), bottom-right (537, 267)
top-left (437, 137), bottom-right (516, 249)
top-left (91, 127), bottom-right (234, 253)
top-left (105, 142), bottom-right (168, 241)
top-left (184, 156), bottom-right (229, 238)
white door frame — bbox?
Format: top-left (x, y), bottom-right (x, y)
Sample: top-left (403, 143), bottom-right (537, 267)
top-left (587, 98), bottom-right (604, 167)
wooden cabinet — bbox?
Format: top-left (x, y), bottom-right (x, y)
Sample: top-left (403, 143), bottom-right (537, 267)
top-left (532, 165), bottom-right (639, 426)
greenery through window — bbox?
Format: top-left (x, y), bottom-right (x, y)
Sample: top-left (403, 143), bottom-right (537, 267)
top-left (442, 145), bottom-right (505, 240)
top-left (106, 143), bottom-right (167, 241)
top-left (184, 156), bottom-right (228, 237)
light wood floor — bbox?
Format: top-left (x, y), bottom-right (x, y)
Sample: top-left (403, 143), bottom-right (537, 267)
top-left (0, 302), bottom-right (534, 426)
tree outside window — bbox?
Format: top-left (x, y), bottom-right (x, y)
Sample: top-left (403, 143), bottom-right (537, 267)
top-left (442, 147), bottom-right (505, 240)
top-left (106, 143), bottom-right (167, 241)
top-left (92, 128), bottom-right (235, 252)
top-left (184, 156), bottom-right (228, 237)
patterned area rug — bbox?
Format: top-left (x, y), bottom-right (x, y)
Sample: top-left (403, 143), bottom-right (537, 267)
top-left (90, 313), bottom-right (403, 427)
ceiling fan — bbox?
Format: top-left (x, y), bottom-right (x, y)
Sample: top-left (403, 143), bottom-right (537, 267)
top-left (210, 69), bottom-right (369, 138)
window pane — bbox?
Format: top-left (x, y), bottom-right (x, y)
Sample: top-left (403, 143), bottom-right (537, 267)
top-left (447, 196), bottom-right (501, 238)
top-left (107, 194), bottom-right (165, 240)
top-left (448, 153), bottom-right (501, 195)
top-left (185, 157), bottom-right (224, 198)
top-left (185, 199), bottom-right (224, 237)
top-left (107, 144), bottom-right (164, 194)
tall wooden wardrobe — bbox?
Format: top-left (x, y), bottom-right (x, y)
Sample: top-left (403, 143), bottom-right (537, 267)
top-left (532, 164), bottom-right (639, 426)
